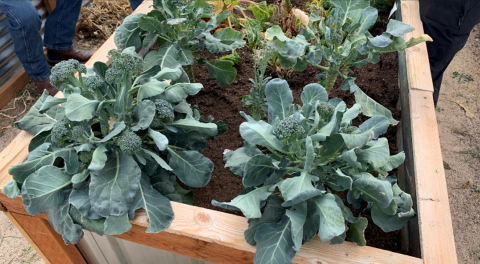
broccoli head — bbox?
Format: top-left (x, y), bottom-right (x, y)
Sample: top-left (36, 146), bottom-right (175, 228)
top-left (274, 115), bottom-right (305, 140)
top-left (317, 102), bottom-right (334, 121)
top-left (79, 151), bottom-right (93, 164)
top-left (310, 167), bottom-right (331, 185)
top-left (70, 125), bottom-right (87, 139)
top-left (105, 50), bottom-right (143, 84)
top-left (83, 76), bottom-right (104, 91)
top-left (117, 130), bottom-right (142, 155)
top-left (50, 117), bottom-right (71, 147)
top-left (50, 59), bottom-right (87, 91)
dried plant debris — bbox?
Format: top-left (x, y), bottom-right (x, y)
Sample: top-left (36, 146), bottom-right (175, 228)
top-left (77, 0), bottom-right (133, 40)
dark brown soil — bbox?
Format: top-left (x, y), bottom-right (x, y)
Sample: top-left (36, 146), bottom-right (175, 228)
top-left (186, 4), bottom-right (407, 255)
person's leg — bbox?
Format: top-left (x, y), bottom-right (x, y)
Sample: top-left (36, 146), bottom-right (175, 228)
top-left (43, 0), bottom-right (94, 65)
top-left (129, 0), bottom-right (143, 11)
top-left (43, 0), bottom-right (82, 51)
top-left (0, 0), bottom-right (50, 81)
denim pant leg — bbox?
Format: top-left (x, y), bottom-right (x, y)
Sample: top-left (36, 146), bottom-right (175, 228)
top-left (129, 0), bottom-right (143, 11)
top-left (0, 0), bottom-right (50, 81)
top-left (43, 0), bottom-right (82, 50)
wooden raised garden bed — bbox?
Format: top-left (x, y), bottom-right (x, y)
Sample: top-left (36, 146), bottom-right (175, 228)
top-left (0, 1), bottom-right (457, 263)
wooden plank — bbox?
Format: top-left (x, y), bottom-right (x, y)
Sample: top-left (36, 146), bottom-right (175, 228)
top-left (4, 212), bottom-right (86, 264)
top-left (401, 1), bottom-right (457, 263)
top-left (408, 89), bottom-right (457, 264)
top-left (0, 1), bottom-right (423, 263)
top-left (401, 0), bottom-right (433, 92)
top-left (44, 0), bottom-right (56, 14)
top-left (0, 68), bottom-right (30, 110)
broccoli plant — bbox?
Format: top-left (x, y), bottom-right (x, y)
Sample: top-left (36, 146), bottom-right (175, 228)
top-left (264, 0), bottom-right (431, 93)
top-left (213, 78), bottom-right (414, 263)
top-left (2, 47), bottom-right (226, 244)
top-left (114, 0), bottom-right (245, 86)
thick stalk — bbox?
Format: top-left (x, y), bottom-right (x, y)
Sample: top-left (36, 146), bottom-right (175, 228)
top-left (324, 72), bottom-right (338, 94)
top-left (185, 64), bottom-right (195, 82)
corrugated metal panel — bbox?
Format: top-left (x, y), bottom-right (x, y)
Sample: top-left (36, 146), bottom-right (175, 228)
top-left (0, 2), bottom-right (48, 87)
top-left (77, 230), bottom-right (214, 264)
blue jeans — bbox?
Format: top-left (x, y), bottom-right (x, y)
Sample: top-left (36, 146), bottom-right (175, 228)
top-left (0, 0), bottom-right (143, 81)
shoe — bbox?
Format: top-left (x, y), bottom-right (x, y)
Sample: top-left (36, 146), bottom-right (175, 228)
top-left (47, 48), bottom-right (95, 66)
top-left (34, 78), bottom-right (59, 96)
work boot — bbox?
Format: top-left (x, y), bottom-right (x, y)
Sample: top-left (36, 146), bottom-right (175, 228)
top-left (47, 48), bottom-right (95, 66)
top-left (34, 78), bottom-right (59, 96)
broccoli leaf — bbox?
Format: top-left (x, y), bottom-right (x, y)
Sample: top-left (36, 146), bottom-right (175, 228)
top-left (166, 147), bottom-right (213, 188)
top-left (212, 185), bottom-right (272, 219)
top-left (253, 218), bottom-right (296, 264)
top-left (265, 79), bottom-right (293, 120)
top-left (65, 94), bottom-right (100, 122)
top-left (114, 13), bottom-right (145, 49)
top-left (206, 59), bottom-right (237, 86)
top-left (128, 174), bottom-right (174, 233)
top-left (90, 151), bottom-right (141, 217)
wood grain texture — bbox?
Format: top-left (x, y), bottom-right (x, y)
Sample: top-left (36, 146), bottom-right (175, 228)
top-left (43, 0), bottom-right (56, 14)
top-left (0, 1), bottom-right (426, 263)
top-left (0, 69), bottom-right (30, 109)
top-left (401, 1), bottom-right (458, 263)
top-left (5, 212), bottom-right (86, 264)
top-left (408, 89), bottom-right (458, 264)
top-left (401, 0), bottom-right (433, 92)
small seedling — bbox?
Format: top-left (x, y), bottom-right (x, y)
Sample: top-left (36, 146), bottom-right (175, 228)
top-left (470, 185), bottom-right (480, 194)
top-left (459, 149), bottom-right (480, 162)
top-left (452, 71), bottom-right (474, 84)
top-left (436, 106), bottom-right (444, 112)
top-left (471, 249), bottom-right (477, 256)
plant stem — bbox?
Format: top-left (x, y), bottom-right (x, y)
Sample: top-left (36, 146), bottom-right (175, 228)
top-left (324, 72), bottom-right (338, 94)
top-left (313, 64), bottom-right (330, 71)
top-left (185, 64), bottom-right (195, 82)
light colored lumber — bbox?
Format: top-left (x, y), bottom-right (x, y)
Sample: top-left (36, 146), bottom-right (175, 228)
top-left (0, 1), bottom-right (424, 263)
top-left (401, 0), bottom-right (433, 92)
top-left (408, 89), bottom-right (457, 264)
top-left (0, 68), bottom-right (30, 109)
top-left (4, 211), bottom-right (86, 264)
top-left (43, 0), bottom-right (56, 14)
top-left (401, 1), bottom-right (458, 263)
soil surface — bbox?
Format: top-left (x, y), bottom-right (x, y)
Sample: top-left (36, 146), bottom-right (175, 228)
top-left (1, 2), bottom-right (479, 264)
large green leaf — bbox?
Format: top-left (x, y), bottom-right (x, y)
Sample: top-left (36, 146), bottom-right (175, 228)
top-left (128, 174), bottom-right (174, 232)
top-left (28, 131), bottom-right (51, 152)
top-left (348, 217), bottom-right (368, 246)
top-left (280, 172), bottom-right (324, 207)
top-left (243, 155), bottom-right (276, 187)
top-left (88, 144), bottom-right (108, 170)
top-left (47, 200), bottom-right (84, 244)
top-left (354, 89), bottom-right (398, 125)
top-left (22, 165), bottom-right (71, 216)
top-left (2, 179), bottom-right (20, 198)
top-left (89, 151), bottom-right (142, 217)
top-left (137, 80), bottom-right (169, 101)
top-left (98, 122), bottom-right (126, 143)
top-left (359, 115), bottom-right (390, 139)
top-left (70, 207), bottom-right (105, 236)
top-left (351, 172), bottom-right (393, 208)
top-left (286, 203), bottom-right (307, 251)
top-left (160, 83), bottom-right (203, 102)
top-left (301, 83), bottom-right (328, 118)
top-left (358, 6), bottom-right (378, 34)
top-left (244, 196), bottom-right (285, 246)
top-left (144, 43), bottom-right (182, 71)
top-left (265, 25), bottom-right (290, 42)
top-left (254, 219), bottom-right (296, 264)
top-left (114, 13), bottom-right (145, 49)
top-left (379, 152), bottom-right (405, 173)
top-left (206, 59), bottom-right (236, 86)
top-left (386, 19), bottom-right (414, 37)
top-left (39, 96), bottom-right (67, 113)
top-left (355, 138), bottom-right (390, 169)
top-left (330, 0), bottom-right (369, 25)
top-left (166, 147), bottom-right (213, 187)
top-left (15, 90), bottom-right (63, 135)
top-left (212, 185), bottom-right (272, 219)
top-left (312, 193), bottom-right (346, 241)
top-left (171, 115), bottom-right (218, 137)
top-left (224, 142), bottom-right (263, 177)
top-left (65, 94), bottom-right (100, 122)
top-left (9, 144), bottom-right (78, 183)
top-left (239, 113), bottom-right (285, 152)
top-left (104, 214), bottom-right (132, 235)
top-left (132, 100), bottom-right (155, 131)
top-left (69, 185), bottom-right (101, 219)
top-left (339, 130), bottom-right (374, 149)
top-left (148, 128), bottom-right (168, 151)
top-left (204, 28), bottom-right (246, 53)
top-left (265, 79), bottom-right (293, 120)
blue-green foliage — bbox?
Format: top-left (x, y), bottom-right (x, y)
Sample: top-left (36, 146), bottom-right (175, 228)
top-left (5, 47), bottom-right (225, 245)
top-left (215, 78), bottom-right (414, 264)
